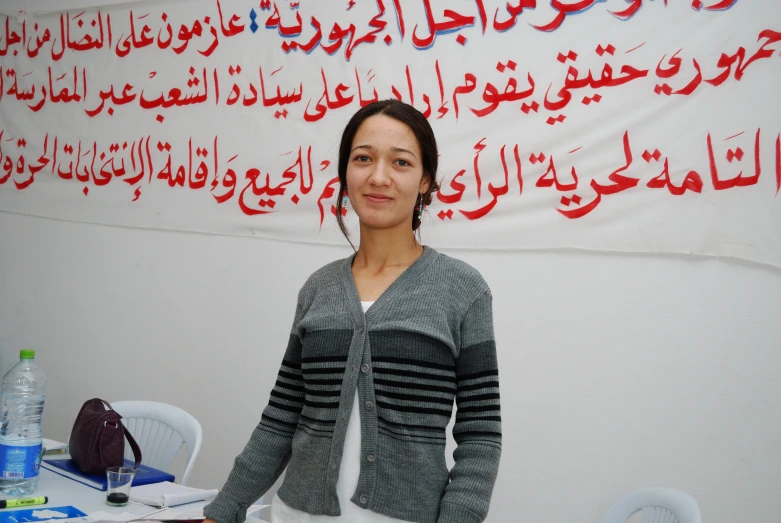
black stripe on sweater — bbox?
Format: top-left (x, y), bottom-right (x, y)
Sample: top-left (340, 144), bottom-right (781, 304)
top-left (305, 388), bottom-right (341, 397)
top-left (302, 367), bottom-right (346, 375)
top-left (376, 401), bottom-right (451, 417)
top-left (377, 415), bottom-right (444, 432)
top-left (304, 377), bottom-right (342, 385)
top-left (270, 390), bottom-right (304, 403)
top-left (456, 393), bottom-right (501, 404)
top-left (373, 368), bottom-right (457, 383)
top-left (458, 380), bottom-right (499, 392)
top-left (298, 422), bottom-right (334, 434)
top-left (456, 405), bottom-right (500, 414)
top-left (374, 378), bottom-right (456, 394)
top-left (299, 414), bottom-right (336, 425)
top-left (269, 400), bottom-right (304, 413)
top-left (279, 370), bottom-right (303, 381)
top-left (304, 398), bottom-right (339, 409)
top-left (275, 380), bottom-right (305, 393)
top-left (373, 356), bottom-right (455, 372)
top-left (455, 415), bottom-right (502, 423)
top-left (457, 369), bottom-right (499, 382)
top-left (282, 359), bottom-right (301, 370)
top-left (375, 390), bottom-right (454, 406)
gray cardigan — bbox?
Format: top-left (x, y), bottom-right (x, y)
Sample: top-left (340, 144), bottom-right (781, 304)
top-left (203, 247), bottom-right (502, 523)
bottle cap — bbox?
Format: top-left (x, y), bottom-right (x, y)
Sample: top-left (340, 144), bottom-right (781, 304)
top-left (20, 350), bottom-right (36, 359)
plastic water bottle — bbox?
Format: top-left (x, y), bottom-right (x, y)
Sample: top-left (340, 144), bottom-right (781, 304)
top-left (0, 350), bottom-right (47, 495)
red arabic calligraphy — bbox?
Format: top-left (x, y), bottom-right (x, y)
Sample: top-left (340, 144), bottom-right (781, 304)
top-left (0, 0), bottom-right (243, 61)
top-left (3, 27), bottom-right (775, 131)
top-left (252, 0), bottom-right (742, 59)
top-left (1, 128), bottom-right (776, 222)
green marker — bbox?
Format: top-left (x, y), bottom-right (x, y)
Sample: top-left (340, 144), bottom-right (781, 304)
top-left (0, 496), bottom-right (49, 509)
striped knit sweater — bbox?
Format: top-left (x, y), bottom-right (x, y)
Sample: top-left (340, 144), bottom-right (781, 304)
top-left (204, 246), bottom-right (502, 523)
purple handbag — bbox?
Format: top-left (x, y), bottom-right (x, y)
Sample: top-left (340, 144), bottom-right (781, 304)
top-left (69, 398), bottom-right (142, 475)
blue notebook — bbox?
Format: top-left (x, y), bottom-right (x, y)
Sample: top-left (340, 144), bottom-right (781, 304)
top-left (41, 458), bottom-right (175, 491)
top-left (0, 505), bottom-right (87, 523)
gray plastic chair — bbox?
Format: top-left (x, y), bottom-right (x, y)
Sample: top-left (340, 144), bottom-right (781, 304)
top-left (602, 487), bottom-right (701, 523)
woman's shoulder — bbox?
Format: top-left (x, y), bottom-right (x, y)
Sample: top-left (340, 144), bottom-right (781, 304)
top-left (308, 256), bottom-right (347, 281)
top-left (429, 248), bottom-right (488, 282)
top-left (295, 255), bottom-right (350, 298)
top-left (426, 247), bottom-right (491, 296)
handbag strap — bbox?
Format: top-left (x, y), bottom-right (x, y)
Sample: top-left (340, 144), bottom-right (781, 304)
top-left (122, 424), bottom-right (143, 469)
top-left (97, 399), bottom-right (143, 470)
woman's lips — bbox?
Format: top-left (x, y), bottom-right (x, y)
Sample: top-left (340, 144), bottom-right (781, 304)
top-left (365, 194), bottom-right (393, 203)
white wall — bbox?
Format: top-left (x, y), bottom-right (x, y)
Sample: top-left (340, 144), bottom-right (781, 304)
top-left (1, 211), bottom-right (780, 523)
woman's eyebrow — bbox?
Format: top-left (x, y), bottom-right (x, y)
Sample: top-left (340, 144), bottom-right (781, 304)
top-left (350, 144), bottom-right (418, 159)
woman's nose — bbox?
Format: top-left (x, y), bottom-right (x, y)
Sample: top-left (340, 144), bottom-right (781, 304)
top-left (368, 160), bottom-right (391, 185)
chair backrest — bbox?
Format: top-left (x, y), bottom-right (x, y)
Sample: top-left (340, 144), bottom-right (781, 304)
top-left (602, 488), bottom-right (701, 523)
top-left (110, 400), bottom-right (202, 486)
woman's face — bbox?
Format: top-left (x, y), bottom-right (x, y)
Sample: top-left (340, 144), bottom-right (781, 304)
top-left (345, 114), bottom-right (430, 232)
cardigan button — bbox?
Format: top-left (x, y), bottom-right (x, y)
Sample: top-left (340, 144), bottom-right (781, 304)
top-left (364, 401), bottom-right (373, 410)
top-left (367, 453), bottom-right (376, 462)
top-left (360, 364), bottom-right (370, 373)
top-left (359, 494), bottom-right (368, 505)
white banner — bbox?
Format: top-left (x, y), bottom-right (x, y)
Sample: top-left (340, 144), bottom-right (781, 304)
top-left (1, 0), bottom-right (780, 268)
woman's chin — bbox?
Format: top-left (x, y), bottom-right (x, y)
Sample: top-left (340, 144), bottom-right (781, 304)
top-left (357, 214), bottom-right (410, 232)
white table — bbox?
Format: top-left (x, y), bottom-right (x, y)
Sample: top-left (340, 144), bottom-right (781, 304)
top-left (0, 468), bottom-right (201, 517)
top-left (0, 469), bottom-right (269, 522)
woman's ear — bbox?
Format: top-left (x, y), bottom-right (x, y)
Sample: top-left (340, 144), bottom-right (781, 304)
top-left (419, 173), bottom-right (431, 194)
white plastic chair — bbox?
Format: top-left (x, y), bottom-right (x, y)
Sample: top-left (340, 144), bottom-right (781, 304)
top-left (111, 400), bottom-right (202, 486)
top-left (602, 487), bottom-right (701, 523)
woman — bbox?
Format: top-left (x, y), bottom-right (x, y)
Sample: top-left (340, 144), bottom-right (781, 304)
top-left (203, 100), bottom-right (502, 523)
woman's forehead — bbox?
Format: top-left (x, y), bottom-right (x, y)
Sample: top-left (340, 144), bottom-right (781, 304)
top-left (353, 115), bottom-right (420, 153)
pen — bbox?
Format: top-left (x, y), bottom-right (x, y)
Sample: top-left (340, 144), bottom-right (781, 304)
top-left (0, 496), bottom-right (48, 509)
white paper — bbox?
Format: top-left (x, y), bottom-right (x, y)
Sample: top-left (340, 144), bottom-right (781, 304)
top-left (42, 438), bottom-right (68, 451)
top-left (129, 482), bottom-right (218, 508)
top-left (138, 508), bottom-right (203, 521)
top-left (30, 510), bottom-right (69, 519)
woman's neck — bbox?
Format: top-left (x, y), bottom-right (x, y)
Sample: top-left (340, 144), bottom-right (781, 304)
top-left (353, 228), bottom-right (423, 274)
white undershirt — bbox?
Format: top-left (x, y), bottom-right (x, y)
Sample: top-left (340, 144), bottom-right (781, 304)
top-left (271, 302), bottom-right (412, 522)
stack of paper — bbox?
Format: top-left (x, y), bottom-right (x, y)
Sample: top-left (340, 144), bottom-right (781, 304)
top-left (129, 482), bottom-right (219, 508)
top-left (42, 438), bottom-right (68, 455)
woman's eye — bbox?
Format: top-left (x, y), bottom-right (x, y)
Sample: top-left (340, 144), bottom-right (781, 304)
top-left (396, 159), bottom-right (410, 167)
top-left (354, 155), bottom-right (370, 162)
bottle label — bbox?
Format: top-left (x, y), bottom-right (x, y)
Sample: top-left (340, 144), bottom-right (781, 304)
top-left (0, 443), bottom-right (42, 479)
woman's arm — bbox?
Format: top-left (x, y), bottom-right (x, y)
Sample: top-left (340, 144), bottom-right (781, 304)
top-left (203, 300), bottom-right (308, 523)
top-left (438, 289), bottom-right (502, 523)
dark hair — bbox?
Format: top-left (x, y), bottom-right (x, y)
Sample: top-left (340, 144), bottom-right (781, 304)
top-left (335, 99), bottom-right (440, 244)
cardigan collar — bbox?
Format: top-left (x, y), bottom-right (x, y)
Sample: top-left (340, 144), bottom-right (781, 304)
top-left (340, 245), bottom-right (438, 329)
